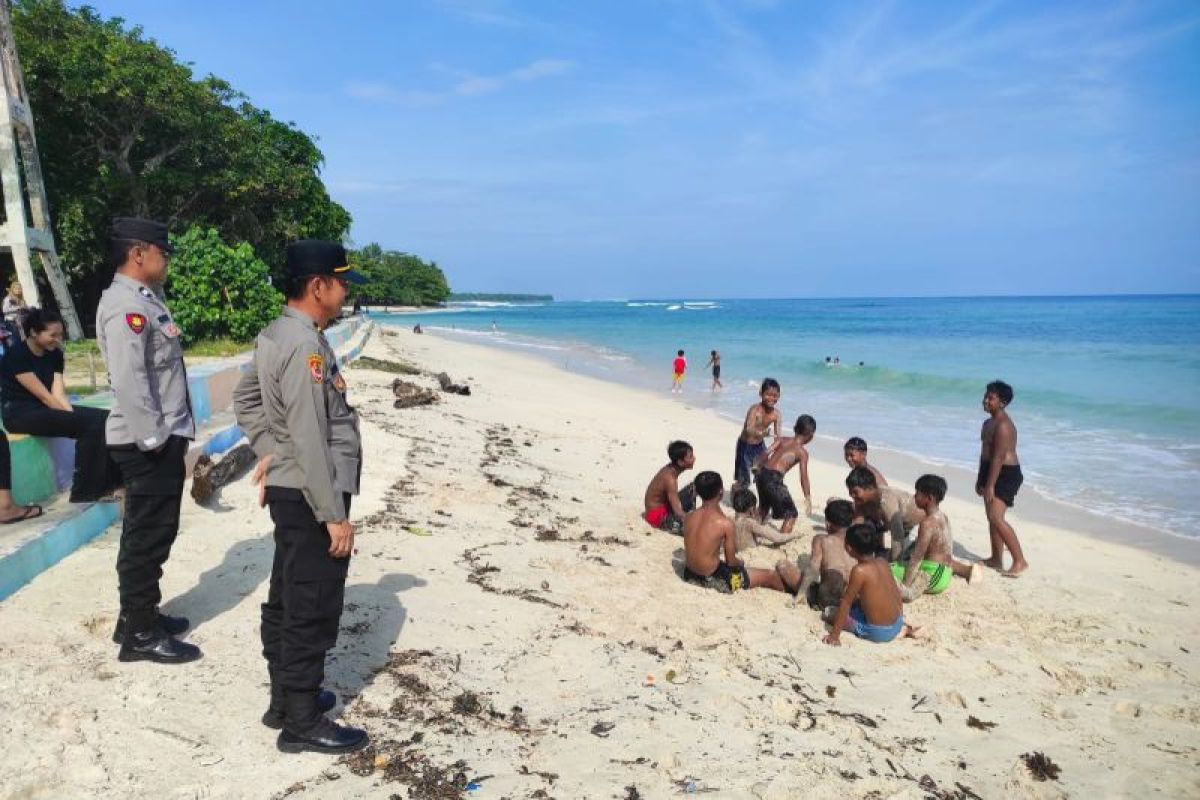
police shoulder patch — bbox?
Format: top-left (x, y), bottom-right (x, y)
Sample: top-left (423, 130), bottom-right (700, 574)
top-left (307, 353), bottom-right (324, 383)
top-left (125, 313), bottom-right (147, 334)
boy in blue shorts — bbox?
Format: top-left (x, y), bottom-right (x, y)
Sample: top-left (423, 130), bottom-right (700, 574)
top-left (733, 378), bottom-right (781, 490)
top-left (823, 524), bottom-right (922, 645)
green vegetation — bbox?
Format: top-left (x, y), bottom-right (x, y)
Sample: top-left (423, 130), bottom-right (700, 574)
top-left (350, 244), bottom-right (450, 307)
top-left (183, 339), bottom-right (254, 358)
top-left (166, 227), bottom-right (282, 345)
top-left (350, 356), bottom-right (422, 375)
top-left (13, 0), bottom-right (350, 328)
top-left (449, 293), bottom-right (553, 302)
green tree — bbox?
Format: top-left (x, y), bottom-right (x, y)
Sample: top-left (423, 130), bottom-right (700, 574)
top-left (165, 227), bottom-right (281, 344)
top-left (12, 0), bottom-right (350, 329)
top-left (348, 244), bottom-right (451, 306)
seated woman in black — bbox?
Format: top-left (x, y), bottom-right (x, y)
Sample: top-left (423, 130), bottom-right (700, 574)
top-left (0, 308), bottom-right (119, 503)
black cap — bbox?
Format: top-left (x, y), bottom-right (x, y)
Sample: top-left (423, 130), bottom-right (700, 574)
top-left (111, 217), bottom-right (173, 253)
top-left (286, 240), bottom-right (366, 284)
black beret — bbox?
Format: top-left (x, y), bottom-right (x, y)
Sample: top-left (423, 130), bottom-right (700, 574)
top-left (286, 240), bottom-right (366, 284)
top-left (110, 217), bottom-right (173, 252)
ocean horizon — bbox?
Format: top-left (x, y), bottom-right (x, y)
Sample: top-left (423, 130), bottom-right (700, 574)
top-left (377, 294), bottom-right (1200, 539)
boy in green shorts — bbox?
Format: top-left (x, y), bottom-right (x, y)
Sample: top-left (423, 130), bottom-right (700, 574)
top-left (894, 474), bottom-right (981, 601)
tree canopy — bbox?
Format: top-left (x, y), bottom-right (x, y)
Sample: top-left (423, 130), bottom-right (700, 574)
top-left (12, 0), bottom-right (351, 330)
top-left (349, 244), bottom-right (450, 307)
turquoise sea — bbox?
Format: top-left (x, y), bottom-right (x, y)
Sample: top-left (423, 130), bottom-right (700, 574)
top-left (377, 296), bottom-right (1200, 538)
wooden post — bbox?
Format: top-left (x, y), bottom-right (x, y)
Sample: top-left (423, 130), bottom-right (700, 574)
top-left (0, 0), bottom-right (84, 339)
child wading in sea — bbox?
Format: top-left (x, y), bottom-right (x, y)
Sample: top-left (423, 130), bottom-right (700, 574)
top-left (823, 524), bottom-right (922, 646)
top-left (894, 474), bottom-right (981, 601)
top-left (755, 414), bottom-right (816, 527)
top-left (843, 437), bottom-right (887, 486)
top-left (682, 471), bottom-right (800, 594)
top-left (671, 350), bottom-right (687, 393)
top-left (731, 488), bottom-right (798, 551)
top-left (733, 378), bottom-right (781, 491)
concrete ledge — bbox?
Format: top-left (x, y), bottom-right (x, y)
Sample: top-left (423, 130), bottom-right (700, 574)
top-left (0, 317), bottom-right (374, 603)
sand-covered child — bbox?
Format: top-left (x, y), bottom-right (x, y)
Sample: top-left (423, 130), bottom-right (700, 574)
top-left (756, 414), bottom-right (816, 528)
top-left (846, 466), bottom-right (924, 561)
top-left (643, 440), bottom-right (696, 534)
top-left (682, 471), bottom-right (800, 594)
top-left (823, 524), bottom-right (921, 646)
top-left (799, 499), bottom-right (856, 610)
top-left (843, 437), bottom-right (887, 486)
top-left (733, 378), bottom-right (781, 490)
top-left (894, 474), bottom-right (981, 601)
top-left (731, 488), bottom-right (798, 551)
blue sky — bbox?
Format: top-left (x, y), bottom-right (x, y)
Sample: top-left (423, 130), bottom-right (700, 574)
top-left (85, 0), bottom-right (1199, 298)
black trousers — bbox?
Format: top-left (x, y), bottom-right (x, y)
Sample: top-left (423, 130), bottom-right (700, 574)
top-left (3, 403), bottom-right (119, 501)
top-left (109, 435), bottom-right (188, 633)
top-left (0, 431), bottom-right (10, 492)
top-left (262, 487), bottom-right (352, 731)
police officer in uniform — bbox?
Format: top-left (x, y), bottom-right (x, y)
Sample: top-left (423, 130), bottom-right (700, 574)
top-left (233, 240), bottom-right (368, 754)
top-left (96, 218), bottom-right (200, 663)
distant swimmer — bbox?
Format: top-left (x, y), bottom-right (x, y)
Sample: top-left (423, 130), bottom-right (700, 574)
top-left (733, 378), bottom-right (781, 491)
top-left (671, 349), bottom-right (687, 393)
top-left (413, 324), bottom-right (423, 334)
top-left (977, 380), bottom-right (1026, 576)
top-left (704, 350), bottom-right (723, 391)
top-left (843, 437), bottom-right (887, 486)
top-left (491, 320), bottom-right (498, 333)
top-left (643, 440), bottom-right (696, 534)
top-left (825, 356), bottom-right (833, 367)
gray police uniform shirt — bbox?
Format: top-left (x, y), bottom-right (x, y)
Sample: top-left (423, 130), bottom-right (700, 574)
top-left (233, 306), bottom-right (362, 523)
top-left (96, 273), bottom-right (196, 450)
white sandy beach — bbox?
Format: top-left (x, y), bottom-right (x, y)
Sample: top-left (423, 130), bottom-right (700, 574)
top-left (1, 327), bottom-right (1197, 799)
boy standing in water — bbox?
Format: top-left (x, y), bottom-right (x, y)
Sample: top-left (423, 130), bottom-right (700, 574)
top-left (704, 350), bottom-right (723, 391)
top-left (682, 471), bottom-right (800, 594)
top-left (671, 350), bottom-right (687, 393)
top-left (977, 380), bottom-right (1027, 575)
top-left (643, 440), bottom-right (696, 534)
top-left (823, 524), bottom-right (921, 646)
top-left (733, 378), bottom-right (781, 490)
top-left (843, 437), bottom-right (887, 486)
top-left (755, 414), bottom-right (816, 527)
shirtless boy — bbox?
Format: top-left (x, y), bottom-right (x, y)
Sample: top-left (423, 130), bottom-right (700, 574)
top-left (843, 437), bottom-right (887, 486)
top-left (845, 466), bottom-right (924, 561)
top-left (823, 523), bottom-right (920, 646)
top-left (800, 499), bottom-right (856, 611)
top-left (671, 350), bottom-right (687, 393)
top-left (731, 488), bottom-right (798, 551)
top-left (682, 471), bottom-right (800, 594)
top-left (733, 378), bottom-right (781, 490)
top-left (755, 414), bottom-right (816, 529)
top-left (643, 440), bottom-right (696, 534)
top-left (977, 380), bottom-right (1027, 575)
top-left (704, 350), bottom-right (723, 391)
top-left (895, 474), bottom-right (981, 601)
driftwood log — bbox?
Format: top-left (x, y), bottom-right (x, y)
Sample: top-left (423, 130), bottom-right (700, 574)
top-left (191, 443), bottom-right (257, 504)
top-left (392, 378), bottom-right (439, 408)
top-left (435, 372), bottom-right (471, 395)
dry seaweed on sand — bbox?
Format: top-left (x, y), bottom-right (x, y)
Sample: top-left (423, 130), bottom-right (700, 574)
top-left (1020, 751), bottom-right (1062, 781)
top-left (966, 716), bottom-right (996, 731)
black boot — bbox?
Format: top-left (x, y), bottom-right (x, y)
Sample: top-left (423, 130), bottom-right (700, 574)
top-left (277, 716), bottom-right (368, 754)
top-left (262, 689), bottom-right (337, 729)
top-left (117, 628), bottom-right (202, 664)
top-left (112, 611), bottom-right (190, 644)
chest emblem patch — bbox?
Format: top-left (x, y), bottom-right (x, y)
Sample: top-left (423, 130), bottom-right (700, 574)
top-left (126, 313), bottom-right (146, 334)
top-left (308, 353), bottom-right (325, 383)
